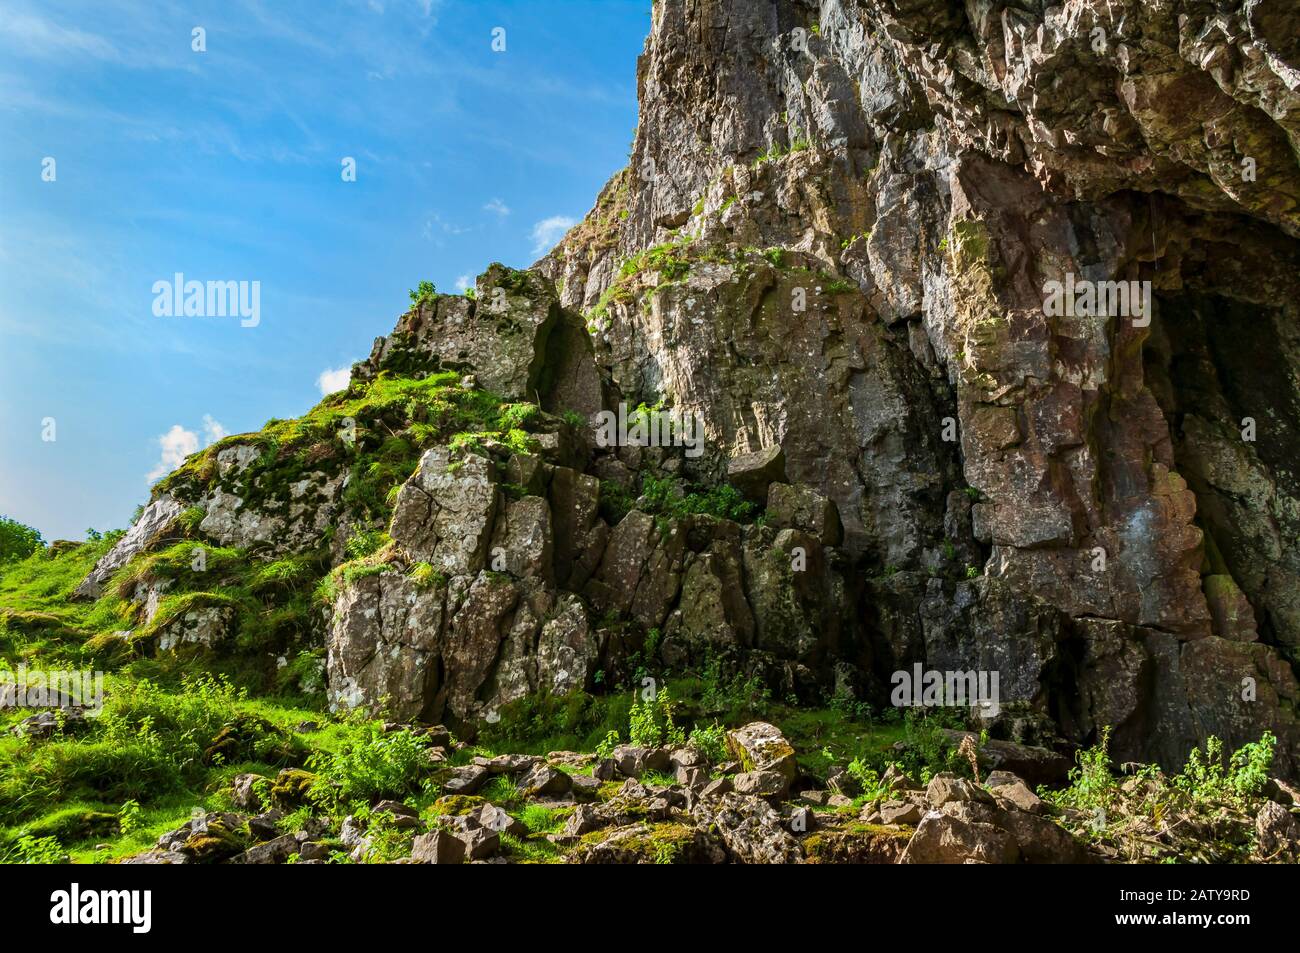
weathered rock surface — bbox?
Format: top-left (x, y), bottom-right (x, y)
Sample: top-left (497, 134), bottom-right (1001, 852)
top-left (74, 497), bottom-right (182, 599)
top-left (108, 0), bottom-right (1300, 780)
top-left (533, 0), bottom-right (1300, 775)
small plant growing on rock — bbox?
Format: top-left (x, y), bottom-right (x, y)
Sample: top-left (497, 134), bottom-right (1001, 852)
top-left (1174, 731), bottom-right (1275, 806)
top-left (628, 687), bottom-right (686, 749)
top-left (408, 280), bottom-right (436, 309)
top-left (596, 730), bottom-right (621, 759)
top-left (344, 528), bottom-right (389, 561)
top-left (1052, 726), bottom-right (1116, 811)
top-left (688, 721), bottom-right (728, 764)
top-left (845, 757), bottom-right (892, 803)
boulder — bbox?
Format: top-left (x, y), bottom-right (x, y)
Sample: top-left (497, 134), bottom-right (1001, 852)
top-left (985, 774), bottom-right (1048, 816)
top-left (454, 826), bottom-right (501, 860)
top-left (325, 569), bottom-right (445, 722)
top-left (231, 773), bottom-right (266, 812)
top-left (518, 764), bottom-right (572, 797)
top-left (732, 770), bottom-right (789, 798)
top-left (411, 828), bottom-right (467, 865)
top-left (389, 447), bottom-right (499, 574)
top-left (230, 833), bottom-right (298, 865)
top-left (925, 773), bottom-right (995, 808)
top-left (353, 265), bottom-right (559, 401)
top-left (765, 483), bottom-right (842, 545)
top-left (899, 811), bottom-right (1019, 864)
top-left (941, 732), bottom-right (1071, 788)
top-left (726, 446), bottom-right (786, 502)
top-left (942, 800), bottom-right (1094, 864)
top-left (1256, 802), bottom-right (1300, 858)
top-left (690, 792), bottom-right (803, 864)
top-left (725, 722), bottom-right (796, 790)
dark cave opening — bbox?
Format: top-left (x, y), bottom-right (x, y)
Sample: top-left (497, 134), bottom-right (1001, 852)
top-left (1144, 290), bottom-right (1300, 665)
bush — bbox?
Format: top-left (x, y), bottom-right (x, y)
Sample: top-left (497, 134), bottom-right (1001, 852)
top-left (1175, 732), bottom-right (1276, 805)
top-left (408, 280), bottom-right (436, 308)
top-left (1, 833), bottom-right (64, 864)
top-left (306, 715), bottom-right (430, 813)
top-left (0, 516), bottom-right (43, 563)
top-left (641, 474), bottom-right (758, 524)
top-left (688, 721), bottom-right (727, 763)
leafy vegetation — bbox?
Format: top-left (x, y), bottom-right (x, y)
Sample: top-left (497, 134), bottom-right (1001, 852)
top-left (0, 516), bottom-right (43, 564)
top-left (640, 474), bottom-right (759, 524)
top-left (408, 280), bottom-right (437, 308)
top-left (305, 715), bottom-right (432, 814)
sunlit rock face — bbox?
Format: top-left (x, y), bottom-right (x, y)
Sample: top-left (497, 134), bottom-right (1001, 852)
top-left (533, 0), bottom-right (1300, 773)
top-left (94, 0), bottom-right (1300, 773)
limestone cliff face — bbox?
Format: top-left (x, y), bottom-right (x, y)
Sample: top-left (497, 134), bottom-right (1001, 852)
top-left (81, 0), bottom-right (1300, 775)
top-left (536, 0), bottom-right (1300, 771)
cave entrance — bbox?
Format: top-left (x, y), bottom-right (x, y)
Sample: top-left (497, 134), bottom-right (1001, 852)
top-left (1144, 291), bottom-right (1300, 663)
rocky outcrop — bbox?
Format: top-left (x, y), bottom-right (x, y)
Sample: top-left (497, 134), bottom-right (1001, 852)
top-left (324, 436), bottom-right (850, 726)
top-left (98, 0), bottom-right (1300, 776)
top-left (118, 718), bottom-right (1300, 866)
top-left (73, 497), bottom-right (182, 599)
top-left (532, 0), bottom-right (1300, 775)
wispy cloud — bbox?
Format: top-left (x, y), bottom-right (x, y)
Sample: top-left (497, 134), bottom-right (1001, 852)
top-left (202, 414), bottom-right (228, 444)
top-left (0, 10), bottom-right (118, 60)
top-left (530, 215), bottom-right (575, 254)
top-left (483, 197), bottom-right (510, 217)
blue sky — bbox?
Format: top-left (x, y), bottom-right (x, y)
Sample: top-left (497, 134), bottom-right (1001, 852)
top-left (0, 0), bottom-right (648, 541)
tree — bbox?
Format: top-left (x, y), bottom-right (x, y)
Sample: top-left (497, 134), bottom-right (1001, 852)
top-left (0, 515), bottom-right (43, 563)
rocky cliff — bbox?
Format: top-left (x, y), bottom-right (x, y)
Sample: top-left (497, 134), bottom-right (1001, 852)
top-left (73, 0), bottom-right (1300, 778)
top-left (539, 0), bottom-right (1300, 774)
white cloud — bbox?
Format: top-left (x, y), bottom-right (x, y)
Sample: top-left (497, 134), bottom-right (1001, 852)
top-left (146, 416), bottom-right (228, 482)
top-left (317, 366), bottom-right (352, 394)
top-left (454, 274), bottom-right (472, 292)
top-left (483, 197), bottom-right (510, 217)
top-left (146, 425), bottom-right (199, 482)
top-left (202, 414), bottom-right (228, 445)
top-left (530, 215), bottom-right (576, 254)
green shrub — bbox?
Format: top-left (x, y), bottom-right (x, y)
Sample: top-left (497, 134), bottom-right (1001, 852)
top-left (628, 687), bottom-right (685, 750)
top-left (699, 654), bottom-right (770, 717)
top-left (1050, 726), bottom-right (1116, 811)
top-left (688, 722), bottom-right (727, 763)
top-left (1174, 732), bottom-right (1275, 805)
top-left (1, 833), bottom-right (64, 864)
top-left (408, 280), bottom-right (437, 308)
top-left (846, 757), bottom-right (892, 802)
top-left (344, 529), bottom-right (389, 561)
top-left (306, 715), bottom-right (431, 814)
top-left (0, 675), bottom-right (275, 820)
top-left (641, 474), bottom-right (758, 524)
top-left (0, 516), bottom-right (43, 564)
